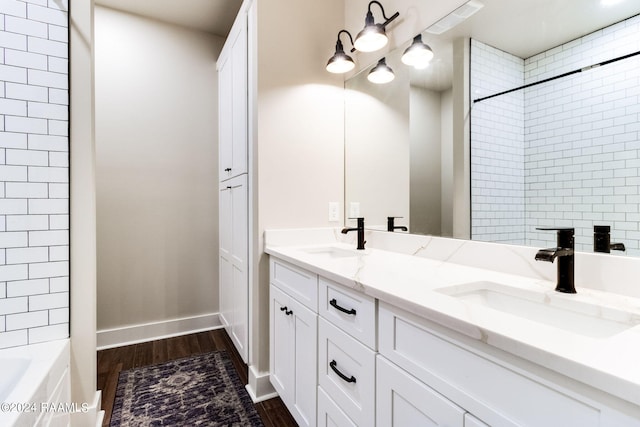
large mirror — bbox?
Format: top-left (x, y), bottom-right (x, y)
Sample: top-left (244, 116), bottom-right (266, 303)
top-left (345, 0), bottom-right (640, 255)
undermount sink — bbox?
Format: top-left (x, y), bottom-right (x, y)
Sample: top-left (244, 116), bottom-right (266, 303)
top-left (436, 281), bottom-right (640, 339)
top-left (299, 246), bottom-right (360, 259)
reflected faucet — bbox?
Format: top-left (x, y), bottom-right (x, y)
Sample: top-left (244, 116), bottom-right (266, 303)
top-left (535, 227), bottom-right (575, 294)
top-left (594, 225), bottom-right (626, 253)
top-left (387, 216), bottom-right (408, 232)
top-left (342, 217), bottom-right (366, 250)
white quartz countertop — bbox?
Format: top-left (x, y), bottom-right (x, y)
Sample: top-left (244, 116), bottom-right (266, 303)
top-left (265, 239), bottom-right (640, 408)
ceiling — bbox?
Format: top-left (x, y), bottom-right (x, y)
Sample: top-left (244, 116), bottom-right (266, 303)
top-left (436, 0), bottom-right (640, 59)
top-left (94, 0), bottom-right (243, 38)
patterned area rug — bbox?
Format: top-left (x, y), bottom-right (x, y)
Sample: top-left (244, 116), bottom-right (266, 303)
top-left (110, 351), bottom-right (264, 426)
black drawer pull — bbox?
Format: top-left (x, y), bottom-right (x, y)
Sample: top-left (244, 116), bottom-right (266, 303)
top-left (330, 360), bottom-right (356, 383)
top-left (330, 298), bottom-right (356, 316)
top-left (279, 306), bottom-right (292, 316)
top-left (224, 167), bottom-right (232, 172)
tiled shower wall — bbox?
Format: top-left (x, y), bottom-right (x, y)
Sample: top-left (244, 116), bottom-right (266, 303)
top-left (0, 0), bottom-right (69, 349)
top-left (472, 15), bottom-right (640, 255)
top-left (470, 40), bottom-right (525, 244)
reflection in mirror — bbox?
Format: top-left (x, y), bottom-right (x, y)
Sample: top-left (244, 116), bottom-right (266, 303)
top-left (345, 31), bottom-right (454, 235)
top-left (345, 0), bottom-right (640, 256)
top-left (471, 14), bottom-right (640, 255)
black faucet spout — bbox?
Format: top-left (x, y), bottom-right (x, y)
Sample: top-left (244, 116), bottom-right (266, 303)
top-left (342, 217), bottom-right (366, 250)
top-left (387, 217), bottom-right (408, 232)
top-left (594, 225), bottom-right (626, 253)
top-left (535, 228), bottom-right (576, 294)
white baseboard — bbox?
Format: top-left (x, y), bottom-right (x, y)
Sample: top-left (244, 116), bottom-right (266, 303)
top-left (97, 313), bottom-right (222, 350)
top-left (71, 390), bottom-right (102, 427)
top-left (246, 364), bottom-right (278, 403)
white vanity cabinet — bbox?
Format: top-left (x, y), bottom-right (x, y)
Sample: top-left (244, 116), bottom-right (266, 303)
top-left (378, 302), bottom-right (639, 427)
top-left (269, 258), bottom-right (318, 427)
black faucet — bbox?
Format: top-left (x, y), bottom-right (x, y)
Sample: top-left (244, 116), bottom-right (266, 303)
top-left (594, 225), bottom-right (626, 253)
top-left (387, 217), bottom-right (408, 232)
top-left (341, 217), bottom-right (366, 250)
top-left (535, 227), bottom-right (575, 293)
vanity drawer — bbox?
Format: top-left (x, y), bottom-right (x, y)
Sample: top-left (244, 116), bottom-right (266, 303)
top-left (318, 318), bottom-right (375, 427)
top-left (270, 257), bottom-right (318, 311)
top-left (378, 302), bottom-right (601, 427)
top-left (319, 277), bottom-right (376, 349)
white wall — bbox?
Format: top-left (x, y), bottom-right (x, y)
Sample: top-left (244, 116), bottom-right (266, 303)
top-left (410, 85), bottom-right (442, 235)
top-left (441, 88), bottom-right (454, 237)
top-left (0, 0), bottom-right (70, 349)
top-left (346, 61), bottom-right (410, 229)
top-left (252, 0), bottom-right (345, 374)
top-left (95, 7), bottom-right (223, 333)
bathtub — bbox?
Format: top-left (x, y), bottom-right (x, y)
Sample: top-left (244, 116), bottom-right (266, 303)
top-left (0, 339), bottom-right (70, 427)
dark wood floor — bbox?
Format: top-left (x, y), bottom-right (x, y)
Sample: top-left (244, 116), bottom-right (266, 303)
top-left (97, 329), bottom-right (298, 426)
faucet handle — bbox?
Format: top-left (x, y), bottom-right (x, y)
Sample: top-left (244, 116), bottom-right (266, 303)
top-left (536, 227), bottom-right (574, 232)
top-left (536, 227), bottom-right (574, 247)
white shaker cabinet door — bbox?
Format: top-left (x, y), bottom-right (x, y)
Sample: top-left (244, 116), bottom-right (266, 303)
top-left (376, 355), bottom-right (465, 427)
top-left (219, 175), bottom-right (248, 362)
top-left (270, 284), bottom-right (317, 427)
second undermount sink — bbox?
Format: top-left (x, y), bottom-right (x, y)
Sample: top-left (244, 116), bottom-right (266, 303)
top-left (299, 246), bottom-right (360, 259)
top-left (436, 281), bottom-right (640, 339)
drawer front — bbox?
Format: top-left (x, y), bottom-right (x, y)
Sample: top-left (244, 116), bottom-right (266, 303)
top-left (378, 302), bottom-right (601, 427)
top-left (270, 257), bottom-right (318, 311)
top-left (376, 356), bottom-right (465, 427)
top-left (318, 318), bottom-right (375, 427)
top-left (317, 386), bottom-right (357, 427)
top-left (319, 277), bottom-right (376, 349)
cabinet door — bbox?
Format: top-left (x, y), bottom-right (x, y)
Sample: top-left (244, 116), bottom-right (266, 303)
top-left (376, 356), bottom-right (465, 427)
top-left (229, 174), bottom-right (248, 361)
top-left (464, 413), bottom-right (489, 427)
top-left (219, 175), bottom-right (248, 362)
top-left (219, 182), bottom-right (232, 329)
top-left (318, 386), bottom-right (357, 427)
top-left (230, 16), bottom-right (247, 177)
top-left (218, 51), bottom-right (232, 182)
top-left (269, 284), bottom-right (317, 427)
top-left (270, 285), bottom-right (294, 400)
top-left (218, 11), bottom-right (247, 181)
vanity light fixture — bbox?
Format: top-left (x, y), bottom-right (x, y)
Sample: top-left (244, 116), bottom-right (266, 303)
top-left (353, 1), bottom-right (400, 53)
top-left (326, 30), bottom-right (356, 74)
top-left (367, 58), bottom-right (395, 84)
top-left (401, 34), bottom-right (434, 69)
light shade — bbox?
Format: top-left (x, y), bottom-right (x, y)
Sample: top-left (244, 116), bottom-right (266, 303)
top-left (368, 58), bottom-right (394, 84)
top-left (326, 51), bottom-right (355, 74)
top-left (354, 1), bottom-right (399, 53)
top-left (326, 30), bottom-right (356, 74)
top-left (401, 34), bottom-right (434, 69)
top-left (354, 14), bottom-right (388, 52)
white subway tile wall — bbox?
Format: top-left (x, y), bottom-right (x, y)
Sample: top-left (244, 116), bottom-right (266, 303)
top-left (0, 0), bottom-right (69, 349)
top-left (470, 39), bottom-right (526, 244)
top-left (471, 15), bottom-right (640, 255)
